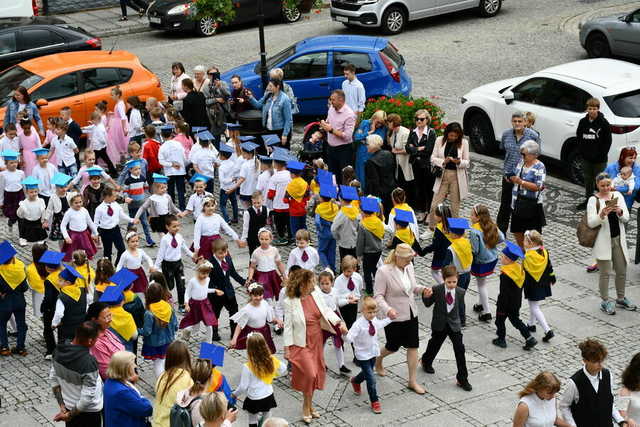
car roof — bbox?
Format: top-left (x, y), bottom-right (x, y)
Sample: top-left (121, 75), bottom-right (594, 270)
top-left (295, 35), bottom-right (387, 52)
top-left (0, 16), bottom-right (66, 28)
top-left (539, 59), bottom-right (640, 90)
top-left (20, 50), bottom-right (140, 78)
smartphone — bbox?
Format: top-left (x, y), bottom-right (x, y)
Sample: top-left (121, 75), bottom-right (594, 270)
top-left (605, 197), bottom-right (618, 208)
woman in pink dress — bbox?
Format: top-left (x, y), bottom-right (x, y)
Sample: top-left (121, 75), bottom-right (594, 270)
top-left (107, 86), bottom-right (129, 161)
top-left (17, 117), bottom-right (41, 176)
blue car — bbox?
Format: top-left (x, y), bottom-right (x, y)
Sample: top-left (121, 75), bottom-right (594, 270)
top-left (221, 35), bottom-right (412, 117)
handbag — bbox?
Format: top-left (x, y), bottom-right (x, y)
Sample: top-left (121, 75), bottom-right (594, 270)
top-left (431, 165), bottom-right (443, 178)
top-left (513, 167), bottom-right (540, 220)
top-left (576, 197), bottom-right (602, 248)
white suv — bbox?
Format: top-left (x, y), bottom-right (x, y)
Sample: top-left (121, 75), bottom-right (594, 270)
top-left (330, 0), bottom-right (502, 34)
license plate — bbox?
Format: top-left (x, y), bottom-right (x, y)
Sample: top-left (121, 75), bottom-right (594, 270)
top-left (149, 16), bottom-right (161, 24)
top-left (335, 16), bottom-right (348, 22)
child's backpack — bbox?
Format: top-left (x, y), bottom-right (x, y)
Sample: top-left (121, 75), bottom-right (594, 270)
top-left (169, 396), bottom-right (202, 427)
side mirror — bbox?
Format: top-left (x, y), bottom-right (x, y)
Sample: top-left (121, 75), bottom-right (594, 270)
top-left (502, 90), bottom-right (515, 105)
top-left (36, 98), bottom-right (48, 107)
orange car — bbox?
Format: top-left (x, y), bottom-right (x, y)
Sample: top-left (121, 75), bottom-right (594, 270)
top-left (0, 50), bottom-right (164, 131)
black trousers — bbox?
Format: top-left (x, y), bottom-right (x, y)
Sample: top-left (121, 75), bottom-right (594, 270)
top-left (362, 252), bottom-right (381, 295)
top-left (412, 164), bottom-right (435, 213)
top-left (327, 144), bottom-right (354, 179)
top-left (210, 294), bottom-right (239, 338)
top-left (495, 310), bottom-right (531, 341)
top-left (496, 178), bottom-right (514, 234)
top-left (43, 309), bottom-right (56, 355)
top-left (339, 303), bottom-right (358, 329)
top-left (119, 0), bottom-right (147, 15)
top-left (421, 323), bottom-right (468, 382)
top-left (66, 411), bottom-right (102, 427)
top-left (98, 226), bottom-right (125, 266)
top-left (273, 211), bottom-right (290, 240)
top-left (167, 175), bottom-right (186, 211)
top-left (338, 246), bottom-right (357, 268)
top-left (94, 148), bottom-right (116, 175)
top-left (162, 260), bottom-right (185, 305)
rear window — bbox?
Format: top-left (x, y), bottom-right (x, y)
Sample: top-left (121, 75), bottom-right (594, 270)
top-left (605, 90), bottom-right (640, 118)
top-left (263, 44), bottom-right (297, 71)
top-left (0, 66), bottom-right (42, 106)
top-left (333, 52), bottom-right (372, 75)
top-left (381, 44), bottom-right (404, 68)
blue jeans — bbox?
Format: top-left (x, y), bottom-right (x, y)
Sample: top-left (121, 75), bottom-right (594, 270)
top-left (0, 308), bottom-right (27, 349)
top-left (318, 235), bottom-right (336, 272)
top-left (219, 189), bottom-right (238, 222)
top-left (457, 272), bottom-right (471, 323)
top-left (289, 215), bottom-right (306, 239)
top-left (354, 357), bottom-right (378, 403)
top-left (128, 199), bottom-right (154, 244)
top-left (58, 162), bottom-right (78, 176)
top-left (168, 175), bottom-right (186, 211)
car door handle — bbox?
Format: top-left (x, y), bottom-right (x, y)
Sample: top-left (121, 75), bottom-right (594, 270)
top-left (565, 120), bottom-right (575, 126)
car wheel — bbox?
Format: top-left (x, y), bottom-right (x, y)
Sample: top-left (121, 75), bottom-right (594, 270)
top-left (478, 0), bottom-right (501, 17)
top-left (586, 32), bottom-right (611, 58)
top-left (195, 17), bottom-right (218, 37)
top-left (567, 145), bottom-right (585, 185)
top-left (282, 5), bottom-right (301, 23)
top-left (466, 111), bottom-right (497, 154)
top-left (381, 6), bottom-right (406, 35)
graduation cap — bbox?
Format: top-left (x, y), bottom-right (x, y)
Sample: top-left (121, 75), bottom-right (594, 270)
top-left (447, 217), bottom-right (470, 235)
top-left (59, 263), bottom-right (83, 284)
top-left (125, 159), bottom-right (142, 169)
top-left (191, 126), bottom-right (208, 133)
top-left (21, 176), bottom-right (39, 190)
top-left (286, 160), bottom-right (306, 173)
top-left (319, 183), bottom-right (337, 199)
top-left (0, 240), bottom-right (17, 264)
top-left (99, 285), bottom-right (124, 305)
top-left (199, 342), bottom-right (225, 366)
top-left (109, 269), bottom-right (138, 290)
top-left (262, 134), bottom-right (280, 146)
top-left (271, 150), bottom-right (289, 163)
top-left (239, 135), bottom-right (256, 142)
top-left (32, 147), bottom-right (49, 156)
top-left (225, 122), bottom-right (241, 130)
top-left (316, 169), bottom-right (334, 185)
top-left (502, 241), bottom-right (524, 261)
top-left (218, 143), bottom-right (234, 154)
top-left (1, 150), bottom-right (19, 161)
top-left (360, 197), bottom-right (380, 213)
top-left (240, 141), bottom-right (259, 152)
top-left (152, 173), bottom-right (168, 184)
top-left (394, 209), bottom-right (414, 226)
top-left (258, 155), bottom-right (273, 163)
top-left (86, 166), bottom-right (104, 177)
top-left (52, 173), bottom-right (72, 188)
top-left (190, 173), bottom-right (211, 184)
top-left (339, 185), bottom-right (358, 201)
top-left (39, 250), bottom-right (65, 267)
top-left (196, 130), bottom-right (214, 141)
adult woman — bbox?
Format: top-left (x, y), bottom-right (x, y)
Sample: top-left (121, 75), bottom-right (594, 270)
top-left (4, 86), bottom-right (44, 136)
top-left (203, 67), bottom-right (230, 146)
top-left (587, 172), bottom-right (634, 315)
top-left (387, 113), bottom-right (414, 204)
top-left (619, 352), bottom-right (640, 426)
top-left (405, 109), bottom-right (437, 220)
top-left (353, 110), bottom-right (387, 191)
top-left (86, 302), bottom-right (125, 380)
top-left (509, 140), bottom-right (546, 248)
top-left (512, 371), bottom-right (570, 427)
top-left (229, 75), bottom-right (253, 120)
top-left (270, 68), bottom-right (298, 115)
top-left (181, 78), bottom-right (209, 132)
top-left (364, 134), bottom-right (396, 218)
top-left (152, 340), bottom-right (193, 427)
top-left (192, 65), bottom-right (210, 93)
top-left (428, 122), bottom-right (469, 227)
top-left (104, 351), bottom-right (153, 427)
top-left (199, 392), bottom-right (237, 427)
top-left (249, 79), bottom-right (293, 148)
top-left (374, 243), bottom-right (430, 394)
top-left (169, 62), bottom-right (190, 109)
top-left (283, 268), bottom-right (346, 423)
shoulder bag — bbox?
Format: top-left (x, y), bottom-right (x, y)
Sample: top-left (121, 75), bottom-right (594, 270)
top-left (576, 196), bottom-right (602, 248)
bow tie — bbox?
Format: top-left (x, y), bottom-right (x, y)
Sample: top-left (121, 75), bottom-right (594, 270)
top-left (347, 278), bottom-right (355, 291)
top-left (445, 291), bottom-right (454, 305)
top-left (107, 204), bottom-right (113, 216)
top-left (171, 235), bottom-right (178, 248)
top-left (300, 250), bottom-right (308, 262)
top-left (221, 259), bottom-right (229, 272)
top-left (368, 320), bottom-right (375, 336)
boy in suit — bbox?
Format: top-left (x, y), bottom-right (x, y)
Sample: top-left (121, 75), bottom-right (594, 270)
top-left (208, 238), bottom-right (246, 341)
top-left (421, 265), bottom-right (472, 391)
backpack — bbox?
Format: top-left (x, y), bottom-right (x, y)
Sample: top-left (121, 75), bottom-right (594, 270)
top-left (169, 396), bottom-right (202, 427)
top-left (576, 197), bottom-right (601, 248)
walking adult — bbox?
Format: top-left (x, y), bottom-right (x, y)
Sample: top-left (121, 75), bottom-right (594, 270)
top-left (496, 112), bottom-right (540, 234)
top-left (374, 244), bottom-right (430, 395)
top-left (249, 79), bottom-right (293, 149)
top-left (586, 172), bottom-right (635, 315)
top-left (364, 134), bottom-right (396, 218)
top-left (181, 78), bottom-right (209, 132)
top-left (270, 68), bottom-right (298, 115)
top-left (229, 75), bottom-right (253, 120)
top-left (405, 109), bottom-right (437, 221)
top-left (203, 67), bottom-right (230, 146)
top-left (342, 64), bottom-right (366, 116)
top-left (86, 302), bottom-right (125, 380)
top-left (513, 371), bottom-right (570, 427)
top-left (510, 140), bottom-right (546, 248)
top-left (192, 65), bottom-right (210, 93)
top-left (576, 98), bottom-right (612, 210)
top-left (353, 110), bottom-right (387, 191)
top-left (3, 86), bottom-right (44, 136)
top-left (283, 269), bottom-right (346, 423)
top-left (169, 62), bottom-right (190, 109)
top-left (428, 122), bottom-right (470, 228)
top-left (387, 113), bottom-right (414, 205)
top-left (320, 90), bottom-right (356, 178)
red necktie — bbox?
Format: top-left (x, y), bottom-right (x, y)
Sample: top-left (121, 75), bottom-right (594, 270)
top-left (445, 291), bottom-right (453, 305)
top-left (347, 278), bottom-right (355, 291)
top-left (171, 235), bottom-right (178, 248)
top-left (107, 204), bottom-right (113, 216)
top-left (221, 259), bottom-right (229, 272)
top-left (301, 250), bottom-right (309, 262)
top-left (368, 320), bottom-right (375, 336)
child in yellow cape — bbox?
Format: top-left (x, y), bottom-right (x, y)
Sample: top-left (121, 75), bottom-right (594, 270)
top-left (0, 240), bottom-right (29, 356)
top-left (39, 250), bottom-right (66, 359)
top-left (443, 218), bottom-right (473, 327)
top-left (51, 263), bottom-right (88, 344)
top-left (140, 281), bottom-right (178, 379)
top-left (315, 182), bottom-right (340, 272)
top-left (356, 197), bottom-right (386, 295)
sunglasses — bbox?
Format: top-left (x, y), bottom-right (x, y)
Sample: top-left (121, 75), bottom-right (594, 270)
top-left (415, 117), bottom-right (427, 122)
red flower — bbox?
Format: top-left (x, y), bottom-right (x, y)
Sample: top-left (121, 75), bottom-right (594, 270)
top-left (380, 96), bottom-right (386, 100)
top-left (389, 98), bottom-right (396, 102)
top-left (406, 101), bottom-right (414, 107)
top-left (315, 9), bottom-right (321, 13)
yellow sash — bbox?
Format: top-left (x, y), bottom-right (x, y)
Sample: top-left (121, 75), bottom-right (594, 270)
top-left (310, 179), bottom-right (320, 195)
top-left (501, 262), bottom-right (525, 288)
top-left (206, 368), bottom-right (224, 393)
top-left (74, 263), bottom-right (95, 289)
top-left (362, 215), bottom-right (385, 240)
top-left (123, 290), bottom-right (136, 304)
top-left (246, 356), bottom-right (281, 385)
top-left (351, 199), bottom-right (360, 211)
top-left (26, 263), bottom-right (45, 294)
top-left (436, 222), bottom-right (453, 242)
top-left (95, 281), bottom-right (116, 294)
top-left (149, 300), bottom-right (172, 323)
top-left (316, 201), bottom-right (339, 222)
top-left (340, 205), bottom-right (359, 221)
top-left (391, 203), bottom-right (412, 217)
top-left (47, 270), bottom-right (62, 291)
top-left (523, 248), bottom-right (548, 282)
top-left (450, 237), bottom-right (472, 270)
top-left (61, 285), bottom-right (81, 302)
top-left (395, 227), bottom-right (415, 246)
top-left (109, 305), bottom-right (137, 341)
top-left (471, 222), bottom-right (482, 232)
top-left (286, 177), bottom-right (308, 202)
top-left (0, 258), bottom-right (26, 290)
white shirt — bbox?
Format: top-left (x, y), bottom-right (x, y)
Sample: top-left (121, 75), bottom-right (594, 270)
top-left (60, 208), bottom-right (98, 238)
top-left (128, 108), bottom-right (143, 137)
top-left (267, 169), bottom-right (291, 210)
top-left (185, 191), bottom-right (213, 219)
top-left (189, 145), bottom-right (218, 178)
top-left (93, 202), bottom-right (133, 229)
top-left (345, 316), bottom-right (392, 361)
top-left (193, 213), bottom-right (238, 249)
top-left (158, 139), bottom-right (186, 176)
top-left (446, 288), bottom-right (455, 313)
top-left (341, 77), bottom-right (366, 113)
top-left (320, 288), bottom-right (339, 311)
top-left (230, 300), bottom-right (274, 328)
top-left (218, 158), bottom-right (238, 191)
top-left (116, 249), bottom-right (153, 271)
top-left (250, 246), bottom-right (281, 272)
top-left (387, 207), bottom-right (420, 241)
top-left (233, 359), bottom-right (287, 400)
top-left (333, 272), bottom-right (363, 306)
top-left (0, 169), bottom-right (25, 203)
top-left (518, 394), bottom-right (557, 427)
top-left (31, 162), bottom-right (57, 197)
top-left (397, 266), bottom-right (412, 295)
top-left (238, 157), bottom-right (258, 196)
top-left (0, 135), bottom-right (21, 153)
top-left (52, 134), bottom-right (77, 167)
top-left (241, 206), bottom-right (269, 241)
top-left (619, 390), bottom-right (640, 423)
top-left (16, 197), bottom-right (45, 221)
top-left (286, 246), bottom-right (319, 273)
top-left (185, 277), bottom-right (216, 301)
top-left (82, 123), bottom-right (108, 151)
top-left (154, 232), bottom-right (193, 268)
top-left (149, 194), bottom-right (172, 216)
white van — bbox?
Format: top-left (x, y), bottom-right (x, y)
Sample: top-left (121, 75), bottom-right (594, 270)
top-left (0, 0), bottom-right (37, 18)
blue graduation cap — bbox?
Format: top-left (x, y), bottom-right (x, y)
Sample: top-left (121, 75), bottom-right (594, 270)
top-left (262, 134), bottom-right (280, 146)
top-left (218, 143), bottom-right (233, 154)
top-left (319, 183), bottom-right (337, 199)
top-left (286, 160), bottom-right (306, 172)
top-left (191, 126), bottom-right (208, 133)
top-left (447, 217), bottom-right (470, 235)
top-left (271, 150), bottom-right (289, 163)
top-left (125, 159), bottom-right (142, 169)
top-left (225, 122), bottom-right (241, 130)
top-left (240, 141), bottom-right (259, 152)
top-left (152, 173), bottom-right (168, 184)
top-left (32, 147), bottom-right (49, 156)
top-left (503, 241), bottom-right (524, 261)
top-left (196, 130), bottom-right (214, 141)
top-left (159, 124), bottom-right (175, 131)
top-left (59, 263), bottom-right (83, 284)
top-left (190, 173), bottom-right (211, 184)
top-left (199, 342), bottom-right (225, 366)
top-left (100, 285), bottom-right (124, 305)
top-left (360, 197), bottom-right (380, 213)
top-left (21, 176), bottom-right (39, 190)
top-left (394, 209), bottom-right (414, 225)
top-left (339, 185), bottom-right (358, 201)
top-left (239, 135), bottom-right (256, 142)
top-left (52, 173), bottom-right (72, 188)
top-left (109, 269), bottom-right (138, 291)
top-left (0, 240), bottom-right (17, 264)
top-left (1, 150), bottom-right (19, 161)
top-left (258, 155), bottom-right (273, 163)
top-left (39, 250), bottom-right (65, 266)
top-left (86, 166), bottom-right (103, 177)
top-left (317, 169), bottom-right (334, 185)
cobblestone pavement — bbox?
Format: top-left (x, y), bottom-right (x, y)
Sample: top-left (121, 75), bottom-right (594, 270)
top-left (1, 152), bottom-right (639, 426)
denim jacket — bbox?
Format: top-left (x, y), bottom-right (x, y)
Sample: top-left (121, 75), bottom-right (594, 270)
top-left (138, 310), bottom-right (177, 347)
top-left (250, 91), bottom-right (293, 136)
top-left (469, 228), bottom-right (504, 265)
top-left (3, 100), bottom-right (44, 133)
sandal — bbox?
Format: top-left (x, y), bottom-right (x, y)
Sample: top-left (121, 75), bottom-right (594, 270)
top-left (0, 347), bottom-right (10, 356)
top-left (302, 415), bottom-right (312, 424)
top-left (310, 409), bottom-right (320, 418)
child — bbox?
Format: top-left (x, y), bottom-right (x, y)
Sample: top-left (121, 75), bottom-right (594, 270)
top-left (341, 165), bottom-right (356, 186)
top-left (193, 198), bottom-right (241, 260)
top-left (116, 231), bottom-right (155, 294)
top-left (241, 191), bottom-right (269, 258)
top-left (356, 197), bottom-right (385, 295)
top-left (126, 96), bottom-right (145, 143)
top-left (237, 141), bottom-right (260, 210)
top-left (72, 249), bottom-right (95, 292)
top-left (285, 160), bottom-right (309, 237)
top-left (469, 204), bottom-right (503, 323)
top-left (255, 155), bottom-right (273, 210)
top-left (118, 142), bottom-right (149, 184)
top-left (387, 188), bottom-right (419, 246)
top-left (422, 203), bottom-right (453, 285)
top-left (182, 175), bottom-right (213, 222)
top-left (16, 176), bottom-right (47, 246)
top-left (82, 112), bottom-right (116, 175)
top-left (95, 187), bottom-right (136, 265)
top-left (100, 272), bottom-right (138, 351)
top-left (246, 228), bottom-right (286, 304)
top-left (59, 106), bottom-right (82, 149)
top-left (26, 243), bottom-right (48, 318)
top-left (149, 270), bottom-right (172, 302)
top-left (158, 124), bottom-right (187, 211)
top-left (492, 241), bottom-right (538, 351)
top-left (318, 270), bottom-right (351, 374)
top-left (176, 357), bottom-right (220, 426)
top-left (0, 124), bottom-right (20, 168)
top-left (135, 173), bottom-right (180, 237)
top-left (17, 117), bottom-right (40, 176)
top-left (173, 121), bottom-right (193, 159)
top-left (420, 265), bottom-right (473, 391)
top-left (444, 217), bottom-right (472, 326)
top-left (49, 120), bottom-right (78, 176)
top-left (286, 229), bottom-right (319, 273)
top-left (345, 296), bottom-right (392, 414)
top-left (179, 261), bottom-right (219, 339)
top-left (82, 167), bottom-right (105, 219)
top-left (189, 131), bottom-right (219, 194)
top-left (60, 194), bottom-right (99, 261)
top-left (0, 150), bottom-right (25, 233)
top-left (31, 148), bottom-right (57, 206)
top-left (121, 158), bottom-right (155, 247)
top-left (612, 165), bottom-right (636, 209)
top-left (232, 333), bottom-right (286, 427)
top-left (94, 257), bottom-right (116, 299)
top-left (70, 151), bottom-right (117, 191)
top-left (43, 173), bottom-right (75, 244)
top-left (230, 283), bottom-right (280, 354)
top-left (153, 215), bottom-right (195, 313)
top-left (218, 143), bottom-right (240, 224)
top-left (51, 264), bottom-right (88, 344)
top-left (140, 281), bottom-right (178, 378)
top-left (523, 230), bottom-right (555, 343)
top-left (267, 150), bottom-right (292, 245)
top-left (331, 185), bottom-right (360, 263)
top-left (302, 129), bottom-right (324, 160)
top-left (142, 124), bottom-right (162, 178)
top-left (42, 117), bottom-right (58, 165)
top-left (0, 240), bottom-right (29, 356)
top-left (523, 111), bottom-right (540, 139)
top-left (39, 250), bottom-right (65, 358)
top-left (334, 255), bottom-right (362, 332)
top-left (109, 86), bottom-right (129, 157)
top-left (315, 183), bottom-right (339, 272)
top-left (391, 209), bottom-right (425, 256)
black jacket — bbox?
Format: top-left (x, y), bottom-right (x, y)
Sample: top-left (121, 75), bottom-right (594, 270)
top-left (181, 91), bottom-right (209, 129)
top-left (0, 274), bottom-right (27, 312)
top-left (422, 284), bottom-right (464, 332)
top-left (496, 272), bottom-right (524, 314)
top-left (405, 127), bottom-right (436, 169)
top-left (67, 120), bottom-right (82, 146)
top-left (365, 149), bottom-right (396, 198)
top-left (208, 255), bottom-right (245, 300)
top-left (576, 112), bottom-right (612, 163)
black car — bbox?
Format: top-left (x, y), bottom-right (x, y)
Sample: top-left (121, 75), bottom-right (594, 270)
top-left (0, 17), bottom-right (101, 71)
top-left (147, 0), bottom-right (302, 37)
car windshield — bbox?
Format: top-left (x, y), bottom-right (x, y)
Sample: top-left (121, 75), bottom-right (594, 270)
top-left (604, 89), bottom-right (640, 118)
top-left (0, 66), bottom-right (42, 106)
top-left (258, 44), bottom-right (297, 72)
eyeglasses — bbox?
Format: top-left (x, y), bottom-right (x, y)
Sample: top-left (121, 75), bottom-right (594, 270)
top-left (415, 117), bottom-right (427, 122)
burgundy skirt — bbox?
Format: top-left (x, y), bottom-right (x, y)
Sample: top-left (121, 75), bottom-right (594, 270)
top-left (179, 298), bottom-right (218, 328)
top-left (128, 267), bottom-right (149, 293)
top-left (62, 229), bottom-right (97, 261)
top-left (254, 270), bottom-right (282, 300)
top-left (2, 190), bottom-right (24, 220)
top-left (194, 234), bottom-right (220, 260)
top-left (322, 310), bottom-right (344, 349)
top-left (235, 324), bottom-right (276, 354)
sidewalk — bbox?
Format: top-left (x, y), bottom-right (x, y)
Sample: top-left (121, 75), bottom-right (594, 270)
top-left (57, 6), bottom-right (151, 38)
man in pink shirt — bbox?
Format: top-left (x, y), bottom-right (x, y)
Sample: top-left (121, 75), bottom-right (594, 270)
top-left (320, 90), bottom-right (356, 178)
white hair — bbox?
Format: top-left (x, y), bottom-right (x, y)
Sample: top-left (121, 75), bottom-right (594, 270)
top-left (366, 134), bottom-right (383, 150)
top-left (263, 418), bottom-right (289, 427)
top-left (193, 65), bottom-right (206, 73)
top-left (520, 140), bottom-right (540, 156)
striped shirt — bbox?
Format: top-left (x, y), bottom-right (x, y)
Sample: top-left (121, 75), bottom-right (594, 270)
top-left (511, 160), bottom-right (546, 208)
top-left (122, 174), bottom-right (148, 201)
top-left (500, 128), bottom-right (540, 176)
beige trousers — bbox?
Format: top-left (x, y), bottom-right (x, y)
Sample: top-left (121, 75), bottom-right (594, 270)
top-left (596, 236), bottom-right (627, 301)
top-left (428, 169), bottom-right (460, 227)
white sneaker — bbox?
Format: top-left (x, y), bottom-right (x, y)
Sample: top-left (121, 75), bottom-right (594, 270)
top-left (44, 353), bottom-right (52, 360)
top-left (19, 238), bottom-right (27, 246)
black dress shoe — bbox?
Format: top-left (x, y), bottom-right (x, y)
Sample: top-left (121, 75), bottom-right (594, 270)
top-left (542, 330), bottom-right (555, 342)
top-left (457, 380), bottom-right (473, 391)
top-left (478, 313), bottom-right (492, 322)
top-left (527, 325), bottom-right (536, 333)
top-left (523, 337), bottom-right (538, 351)
top-left (339, 365), bottom-right (352, 374)
top-left (422, 363), bottom-right (435, 374)
top-left (492, 338), bottom-right (507, 348)
top-left (472, 304), bottom-right (483, 313)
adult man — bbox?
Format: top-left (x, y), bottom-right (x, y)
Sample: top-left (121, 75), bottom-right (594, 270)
top-left (496, 112), bottom-right (540, 234)
top-left (320, 90), bottom-right (357, 178)
top-left (342, 64), bottom-right (366, 116)
top-left (575, 98), bottom-right (612, 210)
top-left (50, 321), bottom-right (103, 427)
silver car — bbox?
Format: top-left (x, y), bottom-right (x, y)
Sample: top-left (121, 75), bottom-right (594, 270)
top-left (330, 0), bottom-right (503, 35)
top-left (579, 8), bottom-right (640, 58)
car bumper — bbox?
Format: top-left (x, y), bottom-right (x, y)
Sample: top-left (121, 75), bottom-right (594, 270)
top-left (330, 2), bottom-right (380, 27)
top-left (147, 12), bottom-right (196, 31)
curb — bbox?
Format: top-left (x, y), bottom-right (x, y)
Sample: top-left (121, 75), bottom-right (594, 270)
top-left (92, 24), bottom-right (154, 38)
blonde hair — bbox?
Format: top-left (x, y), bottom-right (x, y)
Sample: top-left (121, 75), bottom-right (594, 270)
top-left (199, 391), bottom-right (228, 422)
top-left (370, 110), bottom-right (387, 122)
top-left (524, 111), bottom-right (536, 126)
top-left (366, 134), bottom-right (383, 150)
top-left (518, 371), bottom-right (561, 398)
top-left (270, 67), bottom-right (284, 80)
top-left (106, 351), bottom-right (135, 381)
top-left (524, 230), bottom-right (543, 247)
top-left (362, 295), bottom-right (377, 310)
top-left (384, 243), bottom-right (413, 264)
top-left (414, 109), bottom-right (431, 122)
top-left (295, 229), bottom-right (311, 242)
top-left (341, 255), bottom-right (358, 272)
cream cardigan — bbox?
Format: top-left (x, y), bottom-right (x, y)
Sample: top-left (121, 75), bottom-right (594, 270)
top-left (586, 191), bottom-right (629, 262)
top-left (391, 126), bottom-right (414, 181)
top-left (430, 136), bottom-right (470, 200)
top-left (283, 288), bottom-right (341, 348)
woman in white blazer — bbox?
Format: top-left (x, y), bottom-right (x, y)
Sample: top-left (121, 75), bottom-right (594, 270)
top-left (387, 114), bottom-right (414, 202)
top-left (587, 172), bottom-right (635, 315)
top-left (283, 269), bottom-right (346, 424)
top-left (428, 122), bottom-right (470, 228)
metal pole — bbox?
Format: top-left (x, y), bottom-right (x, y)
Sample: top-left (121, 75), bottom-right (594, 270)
top-left (257, 0), bottom-right (269, 92)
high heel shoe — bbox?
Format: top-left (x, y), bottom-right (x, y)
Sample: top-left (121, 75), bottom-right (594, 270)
top-left (302, 415), bottom-right (312, 424)
top-left (311, 409), bottom-right (320, 418)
